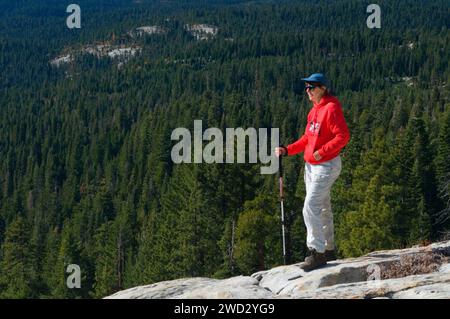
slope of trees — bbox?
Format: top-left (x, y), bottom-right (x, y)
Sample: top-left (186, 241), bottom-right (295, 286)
top-left (0, 0), bottom-right (449, 298)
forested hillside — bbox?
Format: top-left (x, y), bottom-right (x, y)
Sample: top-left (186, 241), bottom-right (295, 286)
top-left (0, 0), bottom-right (449, 298)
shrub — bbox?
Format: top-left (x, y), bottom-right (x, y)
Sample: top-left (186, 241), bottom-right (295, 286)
top-left (380, 252), bottom-right (447, 280)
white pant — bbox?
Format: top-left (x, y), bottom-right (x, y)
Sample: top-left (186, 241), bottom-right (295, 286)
top-left (303, 155), bottom-right (342, 253)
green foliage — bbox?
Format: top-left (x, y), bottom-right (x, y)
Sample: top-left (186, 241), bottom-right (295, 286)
top-left (435, 109), bottom-right (450, 230)
top-left (0, 218), bottom-right (35, 298)
top-left (337, 175), bottom-right (397, 257)
top-left (0, 0), bottom-right (449, 298)
top-left (234, 194), bottom-right (279, 274)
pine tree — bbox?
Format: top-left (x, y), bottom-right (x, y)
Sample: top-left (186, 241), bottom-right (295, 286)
top-left (0, 217), bottom-right (35, 298)
top-left (337, 175), bottom-right (397, 257)
top-left (435, 109), bottom-right (450, 231)
top-left (336, 129), bottom-right (401, 257)
top-left (50, 222), bottom-right (82, 298)
top-left (40, 226), bottom-right (60, 298)
top-left (92, 221), bottom-right (118, 298)
top-left (404, 117), bottom-right (438, 242)
top-left (159, 164), bottom-right (223, 279)
top-left (234, 194), bottom-right (279, 274)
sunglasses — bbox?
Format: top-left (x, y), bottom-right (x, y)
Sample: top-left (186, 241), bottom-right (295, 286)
top-left (305, 84), bottom-right (320, 91)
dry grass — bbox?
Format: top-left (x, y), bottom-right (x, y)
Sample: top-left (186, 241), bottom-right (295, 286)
top-left (380, 252), bottom-right (447, 280)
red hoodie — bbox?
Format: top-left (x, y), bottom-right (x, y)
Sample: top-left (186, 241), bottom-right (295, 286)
top-left (286, 94), bottom-right (350, 164)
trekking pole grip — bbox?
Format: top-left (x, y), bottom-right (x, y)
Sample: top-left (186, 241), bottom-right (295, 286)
top-left (278, 145), bottom-right (287, 177)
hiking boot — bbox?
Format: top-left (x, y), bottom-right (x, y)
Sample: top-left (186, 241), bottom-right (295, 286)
top-left (325, 249), bottom-right (336, 261)
top-left (300, 249), bottom-right (327, 271)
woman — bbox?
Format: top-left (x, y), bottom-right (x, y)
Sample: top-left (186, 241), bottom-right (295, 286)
top-left (275, 73), bottom-right (350, 271)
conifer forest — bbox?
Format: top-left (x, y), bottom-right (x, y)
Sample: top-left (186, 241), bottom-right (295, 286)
top-left (0, 0), bottom-right (449, 298)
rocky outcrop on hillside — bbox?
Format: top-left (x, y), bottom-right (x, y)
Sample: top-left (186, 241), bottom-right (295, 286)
top-left (105, 241), bottom-right (450, 299)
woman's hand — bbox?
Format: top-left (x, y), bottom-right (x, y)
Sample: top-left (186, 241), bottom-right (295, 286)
top-left (275, 147), bottom-right (287, 157)
top-left (313, 151), bottom-right (322, 161)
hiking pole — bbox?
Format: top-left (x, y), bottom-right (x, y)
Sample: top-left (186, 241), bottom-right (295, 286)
top-left (279, 151), bottom-right (287, 265)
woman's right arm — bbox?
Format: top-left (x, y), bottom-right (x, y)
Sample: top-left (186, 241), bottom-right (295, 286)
top-left (286, 133), bottom-right (308, 156)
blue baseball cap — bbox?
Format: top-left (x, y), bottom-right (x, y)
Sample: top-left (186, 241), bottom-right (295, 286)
top-left (301, 73), bottom-right (330, 87)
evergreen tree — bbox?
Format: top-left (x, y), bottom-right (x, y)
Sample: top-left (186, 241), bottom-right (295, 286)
top-left (234, 194), bottom-right (279, 274)
top-left (0, 0), bottom-right (448, 298)
top-left (435, 109), bottom-right (450, 232)
top-left (338, 175), bottom-right (397, 257)
top-left (0, 217), bottom-right (36, 298)
top-left (92, 221), bottom-right (118, 298)
top-left (50, 222), bottom-right (82, 298)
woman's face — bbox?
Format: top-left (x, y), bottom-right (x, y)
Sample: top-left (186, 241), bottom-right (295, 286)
top-left (305, 82), bottom-right (326, 103)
